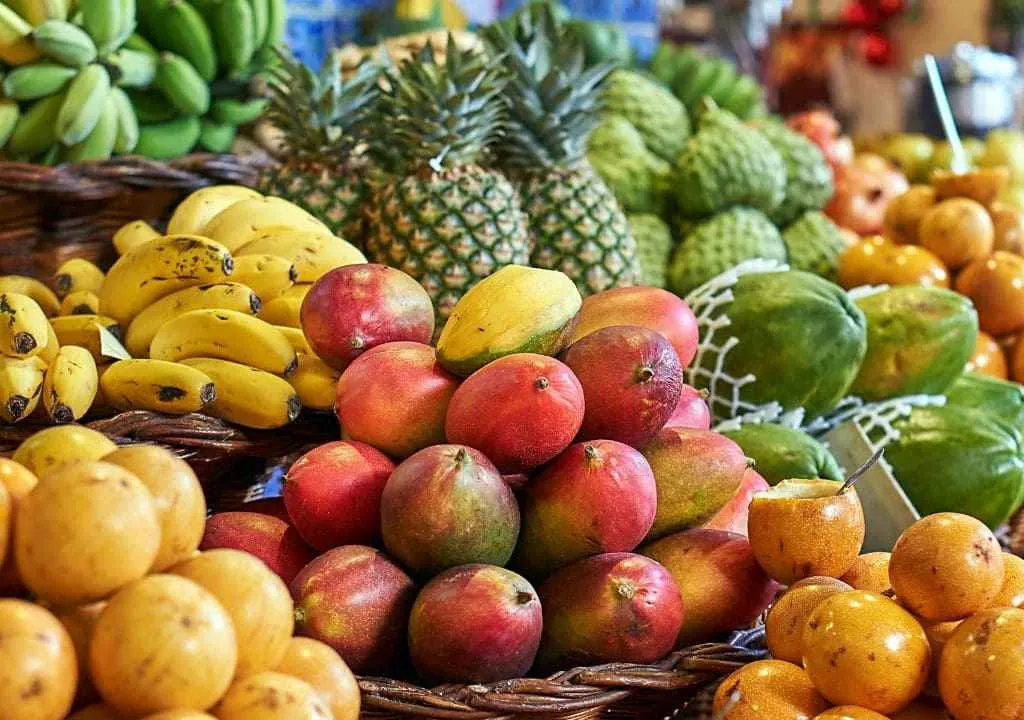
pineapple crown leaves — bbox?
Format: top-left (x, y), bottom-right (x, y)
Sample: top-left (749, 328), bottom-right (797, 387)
top-left (265, 47), bottom-right (382, 161)
top-left (369, 34), bottom-right (510, 174)
top-left (481, 7), bottom-right (615, 170)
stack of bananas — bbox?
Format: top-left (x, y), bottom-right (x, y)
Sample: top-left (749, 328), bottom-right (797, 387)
top-left (0, 185), bottom-right (367, 429)
top-left (0, 0), bottom-right (279, 163)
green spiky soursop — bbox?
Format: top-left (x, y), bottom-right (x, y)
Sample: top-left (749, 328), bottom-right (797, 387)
top-left (588, 116), bottom-right (672, 215)
top-left (668, 206), bottom-right (786, 296)
top-left (628, 214), bottom-right (673, 288)
top-left (782, 211), bottom-right (849, 281)
top-left (674, 103), bottom-right (786, 218)
top-left (754, 121), bottom-right (834, 227)
top-left (603, 70), bottom-right (690, 163)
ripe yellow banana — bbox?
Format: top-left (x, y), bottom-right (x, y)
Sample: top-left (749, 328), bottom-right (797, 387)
top-left (59, 290), bottom-right (100, 316)
top-left (42, 344), bottom-right (97, 423)
top-left (178, 357), bottom-right (300, 429)
top-left (275, 325), bottom-right (338, 411)
top-left (99, 358), bottom-right (216, 414)
top-left (124, 281), bottom-right (261, 358)
top-left (49, 314), bottom-right (129, 362)
top-left (165, 185), bottom-right (262, 236)
top-left (229, 254), bottom-right (296, 301)
top-left (235, 230), bottom-right (366, 282)
top-left (98, 234), bottom-right (234, 325)
top-left (54, 257), bottom-right (105, 297)
top-left (0, 292), bottom-right (50, 358)
top-left (0, 275), bottom-right (60, 316)
top-left (258, 283), bottom-right (311, 328)
top-left (112, 219), bottom-right (160, 255)
top-left (0, 356), bottom-right (46, 423)
top-left (38, 321), bottom-right (59, 365)
top-left (149, 309), bottom-right (296, 375)
top-left (202, 197), bottom-right (328, 252)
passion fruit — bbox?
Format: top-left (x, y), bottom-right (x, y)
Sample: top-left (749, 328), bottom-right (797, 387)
top-left (747, 479), bottom-right (865, 585)
top-left (938, 607), bottom-right (1024, 720)
top-left (957, 252), bottom-right (1024, 336)
top-left (918, 617), bottom-right (961, 698)
top-left (840, 552), bottom-right (892, 594)
top-left (991, 201), bottom-right (1024, 254)
top-left (965, 331), bottom-right (1009, 379)
top-left (0, 599), bottom-right (77, 720)
top-left (883, 185), bottom-right (936, 244)
top-left (838, 235), bottom-right (891, 289)
top-left (931, 167), bottom-right (1010, 206)
top-left (802, 591), bottom-right (930, 713)
top-left (883, 244), bottom-right (951, 288)
top-left (765, 576), bottom-right (852, 664)
top-left (993, 552), bottom-right (1024, 608)
top-left (275, 637), bottom-right (360, 720)
top-left (814, 708), bottom-right (890, 720)
top-left (890, 701), bottom-right (954, 719)
top-left (214, 672), bottom-right (331, 720)
top-left (919, 197), bottom-right (995, 269)
top-left (889, 512), bottom-right (1005, 621)
top-left (711, 660), bottom-right (828, 719)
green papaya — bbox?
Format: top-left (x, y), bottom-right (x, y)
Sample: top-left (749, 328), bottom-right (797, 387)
top-left (693, 270), bottom-right (868, 420)
top-left (945, 372), bottom-right (1024, 431)
top-left (851, 286), bottom-right (978, 400)
top-left (722, 423), bottom-right (843, 486)
top-left (887, 404), bottom-right (1024, 528)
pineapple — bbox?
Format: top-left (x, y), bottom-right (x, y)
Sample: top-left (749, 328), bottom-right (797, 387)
top-left (363, 36), bottom-right (530, 324)
top-left (257, 48), bottom-right (381, 247)
top-left (482, 11), bottom-right (641, 296)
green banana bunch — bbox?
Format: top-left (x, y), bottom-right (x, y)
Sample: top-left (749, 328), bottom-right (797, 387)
top-left (140, 0), bottom-right (217, 81)
top-left (210, 96), bottom-right (266, 125)
top-left (56, 63), bottom-right (111, 145)
top-left (8, 0), bottom-right (70, 25)
top-left (6, 91), bottom-right (63, 157)
top-left (198, 117), bottom-right (234, 151)
top-left (110, 86), bottom-right (138, 152)
top-left (79, 0), bottom-right (123, 50)
top-left (134, 114), bottom-right (200, 158)
top-left (3, 62), bottom-right (77, 100)
top-left (125, 88), bottom-right (175, 122)
top-left (32, 19), bottom-right (97, 66)
top-left (206, 0), bottom-right (254, 72)
top-left (105, 47), bottom-right (157, 87)
top-left (154, 51), bottom-right (209, 114)
top-left (64, 91), bottom-right (118, 160)
top-left (0, 101), bottom-right (21, 148)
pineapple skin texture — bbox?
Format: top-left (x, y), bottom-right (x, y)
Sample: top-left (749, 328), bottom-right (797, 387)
top-left (522, 164), bottom-right (642, 296)
top-left (364, 164), bottom-right (531, 324)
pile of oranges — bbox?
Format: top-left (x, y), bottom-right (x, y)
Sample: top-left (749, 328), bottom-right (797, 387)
top-left (715, 474), bottom-right (1024, 719)
top-left (837, 167), bottom-right (1024, 383)
top-left (0, 424), bottom-right (361, 720)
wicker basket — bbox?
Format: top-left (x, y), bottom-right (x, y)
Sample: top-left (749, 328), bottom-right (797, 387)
top-left (0, 153), bottom-right (268, 278)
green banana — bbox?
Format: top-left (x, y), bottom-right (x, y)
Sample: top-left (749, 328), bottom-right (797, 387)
top-left (2, 62), bottom-right (77, 100)
top-left (0, 100), bottom-right (21, 148)
top-left (78, 0), bottom-right (122, 49)
top-left (112, 0), bottom-right (137, 47)
top-left (125, 88), bottom-right (175, 122)
top-left (37, 144), bottom-right (60, 165)
top-left (110, 86), bottom-right (137, 152)
top-left (210, 96), bottom-right (266, 125)
top-left (155, 0), bottom-right (217, 81)
top-left (123, 32), bottom-right (157, 55)
top-left (64, 92), bottom-right (117, 161)
top-left (56, 63), bottom-right (111, 145)
top-left (209, 0), bottom-right (254, 72)
top-left (248, 0), bottom-right (267, 49)
top-left (154, 51), bottom-right (209, 114)
top-left (7, 92), bottom-right (63, 157)
top-left (134, 114), bottom-right (200, 159)
top-left (264, 0), bottom-right (284, 48)
top-left (32, 19), bottom-right (97, 67)
top-left (105, 48), bottom-right (157, 87)
top-left (198, 117), bottom-right (235, 152)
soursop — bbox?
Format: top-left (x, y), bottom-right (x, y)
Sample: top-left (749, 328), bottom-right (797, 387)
top-left (668, 206), bottom-right (786, 296)
top-left (674, 102), bottom-right (786, 218)
top-left (782, 211), bottom-right (849, 281)
top-left (628, 213), bottom-right (674, 288)
top-left (588, 115), bottom-right (672, 215)
top-left (754, 120), bottom-right (834, 227)
top-left (603, 70), bottom-right (690, 163)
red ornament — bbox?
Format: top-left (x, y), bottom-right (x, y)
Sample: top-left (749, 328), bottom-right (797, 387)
top-left (860, 31), bottom-right (895, 66)
top-left (842, 1), bottom-right (880, 27)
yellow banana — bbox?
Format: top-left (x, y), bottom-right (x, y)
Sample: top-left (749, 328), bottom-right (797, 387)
top-left (99, 358), bottom-right (216, 414)
top-left (58, 290), bottom-right (100, 316)
top-left (275, 325), bottom-right (338, 411)
top-left (38, 321), bottom-right (59, 365)
top-left (49, 314), bottom-right (129, 363)
top-left (98, 234), bottom-right (234, 325)
top-left (149, 309), bottom-right (296, 375)
top-left (178, 357), bottom-right (300, 429)
top-left (165, 185), bottom-right (262, 236)
top-left (92, 361), bottom-right (113, 413)
top-left (0, 275), bottom-right (60, 316)
top-left (112, 219), bottom-right (160, 255)
top-left (54, 257), bottom-right (105, 297)
top-left (0, 356), bottom-right (46, 423)
top-left (0, 292), bottom-right (50, 358)
top-left (236, 230), bottom-right (366, 282)
top-left (42, 344), bottom-right (97, 423)
top-left (124, 281), bottom-right (260, 358)
top-left (258, 283), bottom-right (311, 328)
top-left (229, 254), bottom-right (296, 301)
top-left (202, 197), bottom-right (328, 252)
